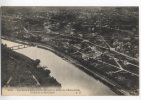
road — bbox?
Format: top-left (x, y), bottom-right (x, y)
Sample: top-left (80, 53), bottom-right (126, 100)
top-left (8, 38), bottom-right (139, 77)
top-left (4, 56), bottom-right (41, 87)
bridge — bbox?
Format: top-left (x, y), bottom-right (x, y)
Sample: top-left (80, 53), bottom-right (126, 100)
top-left (10, 44), bottom-right (35, 50)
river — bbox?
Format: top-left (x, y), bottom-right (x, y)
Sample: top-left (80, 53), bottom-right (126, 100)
top-left (2, 39), bottom-right (116, 95)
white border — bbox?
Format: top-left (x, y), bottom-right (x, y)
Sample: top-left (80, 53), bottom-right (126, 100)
top-left (0, 0), bottom-right (140, 6)
top-left (0, 0), bottom-right (141, 100)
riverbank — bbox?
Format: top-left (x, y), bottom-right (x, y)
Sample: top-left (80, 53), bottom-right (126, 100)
top-left (1, 43), bottom-right (61, 89)
top-left (37, 44), bottom-right (128, 95)
top-left (1, 36), bottom-right (131, 95)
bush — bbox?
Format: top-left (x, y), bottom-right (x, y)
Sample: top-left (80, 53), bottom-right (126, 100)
top-left (34, 59), bottom-right (40, 68)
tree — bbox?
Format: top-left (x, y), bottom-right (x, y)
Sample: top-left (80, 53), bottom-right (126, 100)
top-left (34, 59), bottom-right (40, 67)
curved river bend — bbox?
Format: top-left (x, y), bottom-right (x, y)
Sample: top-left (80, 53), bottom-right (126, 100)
top-left (2, 39), bottom-right (116, 95)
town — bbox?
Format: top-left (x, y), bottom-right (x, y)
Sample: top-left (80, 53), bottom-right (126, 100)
top-left (1, 7), bottom-right (139, 95)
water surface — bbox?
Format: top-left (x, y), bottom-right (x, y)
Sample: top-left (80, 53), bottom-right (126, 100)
top-left (2, 39), bottom-right (116, 95)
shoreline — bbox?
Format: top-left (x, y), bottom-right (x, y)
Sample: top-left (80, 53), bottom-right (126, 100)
top-left (1, 36), bottom-right (131, 95)
top-left (1, 39), bottom-right (61, 89)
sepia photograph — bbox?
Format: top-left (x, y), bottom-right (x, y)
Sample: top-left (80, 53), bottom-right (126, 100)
top-left (1, 6), bottom-right (139, 96)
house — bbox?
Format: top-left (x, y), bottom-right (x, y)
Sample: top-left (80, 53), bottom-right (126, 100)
top-left (23, 34), bottom-right (31, 39)
top-left (44, 26), bottom-right (51, 33)
top-left (41, 37), bottom-right (50, 42)
top-left (64, 23), bottom-right (74, 34)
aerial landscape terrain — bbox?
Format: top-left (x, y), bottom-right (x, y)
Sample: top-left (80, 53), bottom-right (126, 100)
top-left (1, 7), bottom-right (139, 95)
